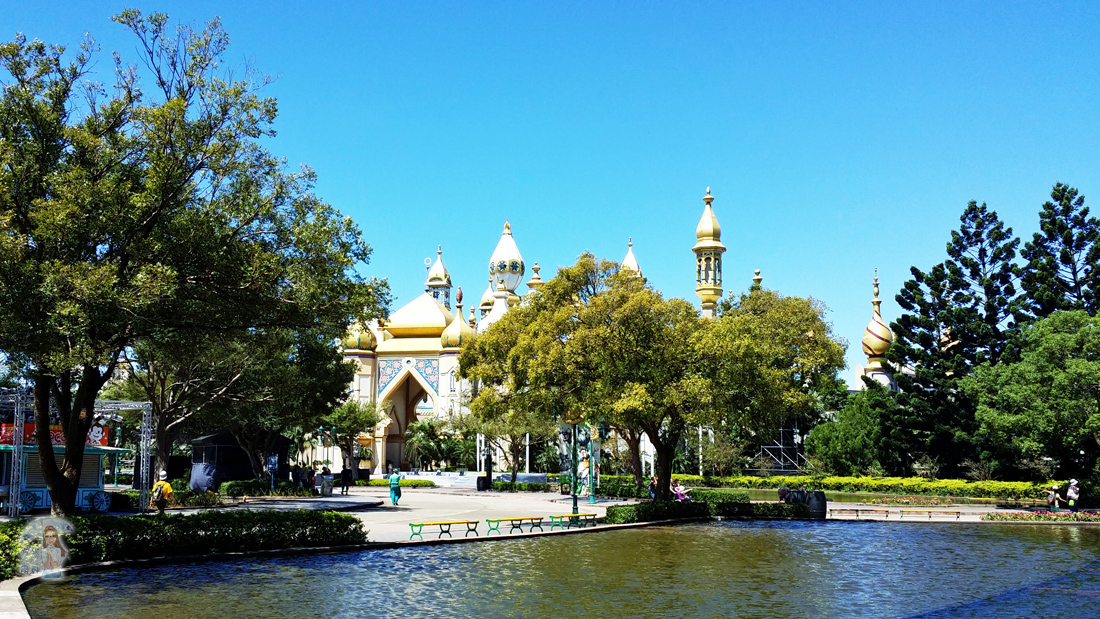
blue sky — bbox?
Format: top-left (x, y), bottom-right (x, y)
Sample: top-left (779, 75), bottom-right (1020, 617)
top-left (5, 2), bottom-right (1099, 376)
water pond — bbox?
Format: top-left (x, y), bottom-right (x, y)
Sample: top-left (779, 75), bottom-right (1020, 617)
top-left (24, 521), bottom-right (1100, 618)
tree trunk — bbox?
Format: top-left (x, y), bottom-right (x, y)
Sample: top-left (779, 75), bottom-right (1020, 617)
top-left (620, 427), bottom-right (644, 487)
top-left (35, 367), bottom-right (102, 516)
top-left (651, 436), bottom-right (677, 502)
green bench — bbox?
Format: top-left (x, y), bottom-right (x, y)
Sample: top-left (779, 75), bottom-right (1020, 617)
top-left (548, 513), bottom-right (597, 530)
top-left (409, 520), bottom-right (480, 540)
top-left (486, 516), bottom-right (545, 535)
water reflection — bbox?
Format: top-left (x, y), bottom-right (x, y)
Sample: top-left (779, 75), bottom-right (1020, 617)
top-left (23, 522), bottom-right (1100, 619)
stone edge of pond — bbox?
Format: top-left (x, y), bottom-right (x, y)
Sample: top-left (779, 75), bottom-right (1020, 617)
top-left (4, 517), bottom-right (719, 618)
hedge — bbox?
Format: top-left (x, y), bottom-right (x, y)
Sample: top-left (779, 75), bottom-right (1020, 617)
top-left (604, 501), bottom-right (712, 524)
top-left (218, 480), bottom-right (313, 498)
top-left (603, 491), bottom-right (795, 525)
top-left (1, 510), bottom-right (367, 579)
top-left (593, 474), bottom-right (1060, 500)
top-left (492, 481), bottom-right (552, 492)
top-left (361, 479), bottom-right (436, 488)
top-left (982, 511), bottom-right (1100, 522)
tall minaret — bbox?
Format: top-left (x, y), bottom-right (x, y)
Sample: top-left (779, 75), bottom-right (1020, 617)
top-left (425, 245), bottom-right (452, 310)
top-left (693, 187), bottom-right (726, 318)
top-left (861, 269), bottom-right (897, 391)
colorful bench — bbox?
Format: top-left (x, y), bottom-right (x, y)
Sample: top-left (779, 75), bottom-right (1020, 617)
top-left (548, 513), bottom-right (597, 530)
top-left (409, 520), bottom-right (480, 540)
top-left (486, 516), bottom-right (545, 535)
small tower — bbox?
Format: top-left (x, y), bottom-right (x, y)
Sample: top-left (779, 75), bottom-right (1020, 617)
top-left (622, 238), bottom-right (641, 276)
top-left (751, 269), bottom-right (763, 290)
top-left (693, 187), bottom-right (726, 318)
top-left (479, 276), bottom-right (495, 319)
top-left (488, 220), bottom-right (525, 307)
top-left (527, 262), bottom-right (546, 294)
top-left (425, 245), bottom-right (452, 310)
top-left (861, 269), bottom-right (897, 391)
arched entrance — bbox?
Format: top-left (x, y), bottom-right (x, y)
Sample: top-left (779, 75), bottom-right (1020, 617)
top-left (375, 369), bottom-right (437, 472)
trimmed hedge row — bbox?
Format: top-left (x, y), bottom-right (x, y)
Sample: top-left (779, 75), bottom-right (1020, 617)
top-left (982, 511), bottom-right (1100, 522)
top-left (604, 492), bottom-right (801, 524)
top-left (360, 479), bottom-right (436, 488)
top-left (492, 482), bottom-right (552, 492)
top-left (1, 510), bottom-right (367, 579)
top-left (605, 501), bottom-right (712, 524)
top-left (219, 480), bottom-right (314, 498)
top-left (596, 474), bottom-right (1059, 500)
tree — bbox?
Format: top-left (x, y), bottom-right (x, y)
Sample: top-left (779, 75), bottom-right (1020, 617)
top-left (1021, 183), bottom-right (1099, 319)
top-left (805, 382), bottom-right (899, 476)
top-left (961, 311), bottom-right (1100, 481)
top-left (0, 13), bottom-right (385, 514)
top-left (325, 399), bottom-right (381, 480)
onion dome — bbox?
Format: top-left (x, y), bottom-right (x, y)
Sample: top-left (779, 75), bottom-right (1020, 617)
top-left (441, 287), bottom-right (475, 349)
top-left (861, 269), bottom-right (893, 369)
top-left (342, 323), bottom-right (376, 351)
top-left (527, 262), bottom-right (546, 293)
top-left (385, 292), bottom-right (455, 337)
top-left (488, 220), bottom-right (525, 293)
top-left (426, 245), bottom-right (450, 285)
top-left (478, 279), bottom-right (511, 333)
top-left (621, 238), bottom-right (641, 275)
top-left (692, 187), bottom-right (724, 251)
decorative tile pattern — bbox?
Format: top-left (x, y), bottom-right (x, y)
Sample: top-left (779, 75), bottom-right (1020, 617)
top-left (377, 359), bottom-right (403, 395)
top-left (413, 358), bottom-right (439, 394)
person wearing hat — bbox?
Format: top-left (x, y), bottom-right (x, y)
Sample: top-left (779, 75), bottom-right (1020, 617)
top-left (1067, 479), bottom-right (1081, 513)
top-left (388, 468), bottom-right (402, 506)
top-left (1047, 484), bottom-right (1064, 513)
top-left (149, 471), bottom-right (175, 515)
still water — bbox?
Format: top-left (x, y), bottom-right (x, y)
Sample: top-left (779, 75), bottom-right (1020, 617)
top-left (24, 521), bottom-right (1100, 619)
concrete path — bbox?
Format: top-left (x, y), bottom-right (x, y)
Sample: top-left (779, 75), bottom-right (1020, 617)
top-left (823, 500), bottom-right (1036, 522)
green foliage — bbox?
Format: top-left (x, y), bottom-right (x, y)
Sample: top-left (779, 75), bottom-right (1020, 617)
top-left (362, 479), bottom-right (436, 488)
top-left (1021, 184), bottom-right (1099, 318)
top-left (806, 384), bottom-right (899, 475)
top-left (603, 501), bottom-right (712, 524)
top-left (218, 480), bottom-right (313, 497)
top-left (712, 475), bottom-right (1056, 499)
top-left (491, 481), bottom-right (552, 492)
top-left (594, 478), bottom-right (649, 499)
top-left (714, 502), bottom-right (811, 519)
top-left (689, 489), bottom-right (751, 504)
top-left (326, 400), bottom-right (381, 475)
top-left (62, 510), bottom-right (367, 565)
top-left (982, 511), bottom-right (1100, 522)
top-left (963, 311), bottom-right (1100, 479)
top-left (0, 521), bottom-right (35, 580)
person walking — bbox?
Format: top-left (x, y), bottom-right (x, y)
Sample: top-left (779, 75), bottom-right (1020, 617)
top-left (389, 468), bottom-right (402, 506)
top-left (1067, 479), bottom-right (1081, 513)
top-left (341, 466), bottom-right (352, 495)
top-left (149, 471), bottom-right (174, 515)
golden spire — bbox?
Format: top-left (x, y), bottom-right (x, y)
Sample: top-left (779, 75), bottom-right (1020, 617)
top-left (527, 262), bottom-right (546, 292)
top-left (441, 286), bottom-right (474, 349)
top-left (468, 303), bottom-right (477, 328)
top-left (752, 269), bottom-right (762, 288)
top-left (862, 268), bottom-right (893, 369)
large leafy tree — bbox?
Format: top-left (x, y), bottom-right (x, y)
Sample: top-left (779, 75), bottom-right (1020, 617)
top-left (324, 399), bottom-right (381, 481)
top-left (962, 311), bottom-right (1100, 481)
top-left (1021, 183), bottom-right (1099, 319)
top-left (0, 13), bottom-right (385, 514)
top-left (805, 382), bottom-right (900, 476)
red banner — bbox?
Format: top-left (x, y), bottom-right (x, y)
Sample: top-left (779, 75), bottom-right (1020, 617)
top-left (0, 423), bottom-right (108, 446)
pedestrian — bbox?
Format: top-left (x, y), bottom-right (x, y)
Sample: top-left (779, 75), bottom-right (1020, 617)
top-left (1047, 484), bottom-right (1063, 513)
top-left (389, 468), bottom-right (402, 506)
top-left (149, 470), bottom-right (174, 515)
top-left (1067, 479), bottom-right (1081, 513)
top-left (648, 475), bottom-right (658, 500)
top-left (341, 466), bottom-right (352, 495)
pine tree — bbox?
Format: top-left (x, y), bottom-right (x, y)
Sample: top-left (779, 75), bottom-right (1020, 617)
top-left (1021, 183), bottom-right (1099, 319)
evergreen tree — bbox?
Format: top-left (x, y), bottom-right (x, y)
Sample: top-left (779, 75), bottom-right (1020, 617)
top-left (1021, 183), bottom-right (1099, 319)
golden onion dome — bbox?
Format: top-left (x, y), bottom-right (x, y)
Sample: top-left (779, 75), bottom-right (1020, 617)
top-left (861, 270), bottom-right (893, 368)
top-left (342, 323), bottom-right (376, 351)
top-left (426, 245), bottom-right (451, 285)
top-left (441, 289), bottom-right (475, 348)
top-left (693, 187), bottom-right (724, 250)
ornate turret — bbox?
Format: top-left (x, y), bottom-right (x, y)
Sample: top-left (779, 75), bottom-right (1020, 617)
top-left (693, 187), bottom-right (726, 318)
top-left (478, 279), bottom-right (511, 333)
top-left (479, 276), bottom-right (495, 318)
top-left (425, 246), bottom-right (452, 310)
top-left (342, 322), bottom-right (376, 352)
top-left (441, 287), bottom-right (475, 349)
top-left (861, 269), bottom-right (897, 390)
top-left (622, 238), bottom-right (641, 276)
top-left (488, 220), bottom-right (525, 307)
top-left (526, 262), bottom-right (546, 294)
top-left (751, 269), bottom-right (763, 290)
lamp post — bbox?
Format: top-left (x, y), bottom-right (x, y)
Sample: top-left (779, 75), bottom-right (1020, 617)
top-left (571, 423), bottom-right (579, 516)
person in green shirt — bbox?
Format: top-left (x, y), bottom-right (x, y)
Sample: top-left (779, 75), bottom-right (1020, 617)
top-left (389, 469), bottom-right (401, 506)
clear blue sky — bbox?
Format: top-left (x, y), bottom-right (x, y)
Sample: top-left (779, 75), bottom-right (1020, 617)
top-left (6, 2), bottom-right (1099, 376)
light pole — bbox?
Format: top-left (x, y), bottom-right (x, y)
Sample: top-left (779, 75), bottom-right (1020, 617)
top-left (571, 423), bottom-right (579, 516)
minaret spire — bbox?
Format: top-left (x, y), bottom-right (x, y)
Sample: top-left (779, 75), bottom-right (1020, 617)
top-left (692, 187), bottom-right (726, 318)
top-left (861, 268), bottom-right (897, 390)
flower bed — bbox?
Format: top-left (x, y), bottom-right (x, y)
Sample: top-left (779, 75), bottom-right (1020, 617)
top-left (359, 479), bottom-right (436, 488)
top-left (491, 481), bottom-right (552, 492)
top-left (982, 511), bottom-right (1100, 522)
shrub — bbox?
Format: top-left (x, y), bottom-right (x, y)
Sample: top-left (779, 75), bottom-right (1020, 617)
top-left (594, 478), bottom-right (649, 499)
top-left (982, 511), bottom-right (1100, 522)
top-left (218, 480), bottom-right (313, 497)
top-left (492, 481), bottom-right (552, 492)
top-left (363, 479), bottom-right (436, 488)
top-left (713, 502), bottom-right (810, 519)
top-left (604, 501), bottom-right (712, 524)
top-left (690, 489), bottom-right (750, 505)
top-left (0, 521), bottom-right (34, 581)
